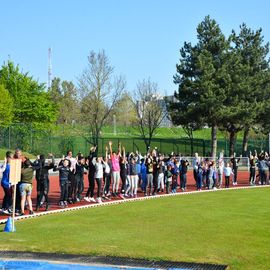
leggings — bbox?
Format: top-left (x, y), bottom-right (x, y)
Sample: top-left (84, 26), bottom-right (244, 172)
top-left (112, 171), bottom-right (120, 193)
top-left (146, 174), bottom-right (153, 194)
top-left (1, 185), bottom-right (12, 210)
top-left (60, 180), bottom-right (68, 202)
top-left (225, 176), bottom-right (230, 188)
top-left (157, 173), bottom-right (164, 190)
top-left (103, 173), bottom-right (111, 195)
top-left (95, 178), bottom-right (102, 198)
top-left (249, 168), bottom-right (255, 183)
top-left (120, 170), bottom-right (127, 193)
top-left (130, 175), bottom-right (138, 195)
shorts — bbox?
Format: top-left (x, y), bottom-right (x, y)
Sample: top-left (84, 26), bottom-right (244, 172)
top-left (20, 183), bottom-right (32, 196)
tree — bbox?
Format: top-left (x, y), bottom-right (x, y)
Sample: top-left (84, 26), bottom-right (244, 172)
top-left (49, 77), bottom-right (80, 124)
top-left (110, 91), bottom-right (137, 132)
top-left (172, 16), bottom-right (229, 157)
top-left (78, 50), bottom-right (125, 150)
top-left (0, 84), bottom-right (13, 126)
top-left (0, 61), bottom-right (57, 126)
top-left (0, 60), bottom-right (57, 151)
top-left (168, 91), bottom-right (202, 156)
top-left (227, 24), bottom-right (270, 156)
top-left (133, 78), bottom-right (166, 150)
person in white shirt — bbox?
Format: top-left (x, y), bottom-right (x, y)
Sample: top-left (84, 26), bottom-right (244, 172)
top-left (92, 156), bottom-right (105, 203)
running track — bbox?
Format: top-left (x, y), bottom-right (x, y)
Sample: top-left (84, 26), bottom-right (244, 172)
top-left (0, 171), bottom-right (255, 222)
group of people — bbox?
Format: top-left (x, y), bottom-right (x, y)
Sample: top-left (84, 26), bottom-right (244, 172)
top-left (0, 144), bottom-right (269, 216)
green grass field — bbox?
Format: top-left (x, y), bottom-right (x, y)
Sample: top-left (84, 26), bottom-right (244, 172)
top-left (1, 188), bottom-right (270, 269)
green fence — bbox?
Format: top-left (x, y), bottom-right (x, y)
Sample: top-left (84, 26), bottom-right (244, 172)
top-left (0, 125), bottom-right (268, 157)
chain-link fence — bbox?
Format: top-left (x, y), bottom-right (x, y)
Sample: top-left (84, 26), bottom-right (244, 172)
top-left (0, 124), bottom-right (268, 158)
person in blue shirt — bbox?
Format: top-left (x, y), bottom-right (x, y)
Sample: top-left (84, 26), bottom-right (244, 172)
top-left (1, 151), bottom-right (12, 214)
top-left (140, 159), bottom-right (147, 194)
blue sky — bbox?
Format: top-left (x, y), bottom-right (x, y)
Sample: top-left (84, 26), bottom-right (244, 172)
top-left (1, 0), bottom-right (269, 95)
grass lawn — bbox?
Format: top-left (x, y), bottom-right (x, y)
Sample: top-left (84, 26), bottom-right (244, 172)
top-left (1, 188), bottom-right (270, 270)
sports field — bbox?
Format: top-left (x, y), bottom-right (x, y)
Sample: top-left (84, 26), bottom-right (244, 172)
top-left (1, 187), bottom-right (269, 270)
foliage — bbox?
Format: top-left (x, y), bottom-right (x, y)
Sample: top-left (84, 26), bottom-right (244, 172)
top-left (49, 77), bottom-right (80, 124)
top-left (0, 61), bottom-right (57, 127)
top-left (171, 16), bottom-right (229, 157)
top-left (110, 91), bottom-right (137, 129)
top-left (133, 78), bottom-right (166, 150)
top-left (171, 16), bottom-right (270, 156)
top-left (0, 84), bottom-right (13, 126)
top-left (78, 50), bottom-right (125, 150)
top-left (0, 61), bottom-right (58, 151)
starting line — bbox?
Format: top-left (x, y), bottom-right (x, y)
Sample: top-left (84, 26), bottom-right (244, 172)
top-left (1, 185), bottom-right (269, 225)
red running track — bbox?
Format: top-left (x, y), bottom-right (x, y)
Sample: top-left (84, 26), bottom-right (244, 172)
top-left (0, 171), bottom-right (251, 221)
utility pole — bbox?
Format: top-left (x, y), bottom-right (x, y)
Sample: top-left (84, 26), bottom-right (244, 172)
top-left (48, 47), bottom-right (52, 89)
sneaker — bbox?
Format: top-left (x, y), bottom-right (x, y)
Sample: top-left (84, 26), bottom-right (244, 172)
top-left (59, 201), bottom-right (65, 208)
top-left (89, 197), bottom-right (96, 203)
top-left (19, 212), bottom-right (25, 216)
top-left (118, 193), bottom-right (125, 200)
top-left (29, 210), bottom-right (34, 215)
top-left (2, 209), bottom-right (10, 215)
top-left (45, 204), bottom-right (49, 211)
top-left (84, 197), bottom-right (90, 202)
top-left (64, 201), bottom-right (68, 207)
top-left (96, 197), bottom-right (102, 203)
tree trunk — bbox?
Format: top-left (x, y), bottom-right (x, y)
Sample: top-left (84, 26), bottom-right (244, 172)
top-left (211, 125), bottom-right (218, 158)
top-left (242, 128), bottom-right (249, 157)
top-left (229, 130), bottom-right (237, 157)
top-left (92, 134), bottom-right (99, 155)
top-left (190, 136), bottom-right (194, 156)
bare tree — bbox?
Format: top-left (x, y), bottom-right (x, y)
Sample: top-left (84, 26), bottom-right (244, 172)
top-left (134, 79), bottom-right (166, 150)
top-left (78, 50), bottom-right (125, 150)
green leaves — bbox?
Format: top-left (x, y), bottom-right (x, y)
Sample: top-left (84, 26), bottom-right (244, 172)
top-left (0, 61), bottom-right (57, 128)
top-left (170, 15), bottom-right (270, 155)
top-left (0, 84), bottom-right (13, 126)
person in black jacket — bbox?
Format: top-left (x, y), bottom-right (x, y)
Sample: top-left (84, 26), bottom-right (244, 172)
top-left (54, 158), bottom-right (71, 208)
top-left (74, 156), bottom-right (86, 202)
top-left (35, 153), bottom-right (55, 211)
top-left (230, 153), bottom-right (241, 185)
top-left (84, 146), bottom-right (97, 202)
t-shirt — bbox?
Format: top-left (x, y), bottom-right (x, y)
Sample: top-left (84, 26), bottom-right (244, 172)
top-left (224, 167), bottom-right (232, 177)
top-left (111, 155), bottom-right (120, 172)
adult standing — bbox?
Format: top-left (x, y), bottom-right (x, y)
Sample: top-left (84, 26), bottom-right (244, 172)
top-left (65, 150), bottom-right (77, 204)
top-left (109, 141), bottom-right (121, 197)
top-left (35, 153), bottom-right (55, 211)
top-left (0, 152), bottom-right (12, 214)
top-left (230, 153), bottom-right (241, 185)
top-left (84, 146), bottom-right (97, 202)
top-left (13, 148), bottom-right (24, 215)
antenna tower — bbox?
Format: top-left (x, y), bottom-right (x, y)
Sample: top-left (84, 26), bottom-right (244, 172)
top-left (48, 47), bottom-right (52, 89)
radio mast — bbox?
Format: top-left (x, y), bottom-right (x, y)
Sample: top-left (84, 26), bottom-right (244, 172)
top-left (48, 47), bottom-right (52, 89)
